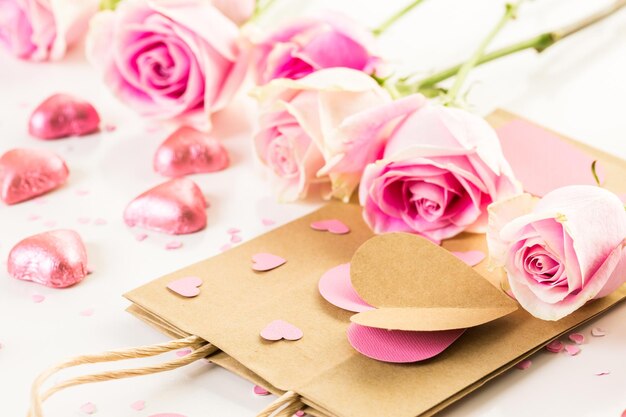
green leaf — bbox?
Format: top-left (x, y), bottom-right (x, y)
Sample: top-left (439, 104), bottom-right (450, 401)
top-left (100, 0), bottom-right (123, 11)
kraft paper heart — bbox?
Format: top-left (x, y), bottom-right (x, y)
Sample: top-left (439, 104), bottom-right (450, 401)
top-left (167, 276), bottom-right (202, 298)
top-left (310, 219), bottom-right (350, 234)
top-left (349, 233), bottom-right (517, 331)
top-left (124, 178), bottom-right (207, 235)
top-left (251, 253), bottom-right (286, 272)
top-left (0, 148), bottom-right (69, 205)
top-left (153, 126), bottom-right (229, 177)
top-left (260, 320), bottom-right (303, 341)
top-left (29, 93), bottom-right (100, 139)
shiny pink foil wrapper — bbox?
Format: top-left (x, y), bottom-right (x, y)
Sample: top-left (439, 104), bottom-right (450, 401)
top-left (0, 148), bottom-right (69, 204)
top-left (124, 178), bottom-right (207, 234)
top-left (153, 126), bottom-right (229, 177)
top-left (29, 93), bottom-right (100, 139)
top-left (8, 229), bottom-right (89, 288)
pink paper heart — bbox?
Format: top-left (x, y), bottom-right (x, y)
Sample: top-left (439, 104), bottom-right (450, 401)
top-left (515, 359), bottom-right (532, 370)
top-left (564, 344), bottom-right (581, 356)
top-left (568, 332), bottom-right (585, 345)
top-left (251, 253), bottom-right (286, 272)
top-left (253, 385), bottom-right (270, 396)
top-left (347, 323), bottom-right (465, 363)
top-left (130, 400), bottom-right (145, 411)
top-left (124, 178), bottom-right (207, 235)
top-left (310, 219), bottom-right (350, 234)
top-left (167, 276), bottom-right (202, 298)
top-left (545, 340), bottom-right (564, 353)
top-left (0, 148), bottom-right (69, 205)
top-left (318, 263), bottom-right (374, 313)
top-left (591, 327), bottom-right (606, 337)
top-left (451, 250), bottom-right (486, 267)
top-left (80, 402), bottom-right (97, 414)
top-left (153, 126), bottom-right (229, 177)
top-left (260, 320), bottom-right (303, 341)
top-left (8, 229), bottom-right (88, 288)
top-left (29, 94), bottom-right (100, 139)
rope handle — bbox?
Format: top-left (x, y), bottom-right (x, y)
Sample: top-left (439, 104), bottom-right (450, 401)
top-left (28, 335), bottom-right (214, 417)
top-left (256, 390), bottom-right (305, 417)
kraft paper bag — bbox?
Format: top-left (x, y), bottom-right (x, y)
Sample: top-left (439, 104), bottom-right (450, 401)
top-left (125, 110), bottom-right (626, 417)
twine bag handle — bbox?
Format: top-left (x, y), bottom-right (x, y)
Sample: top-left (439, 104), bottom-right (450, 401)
top-left (28, 335), bottom-right (214, 417)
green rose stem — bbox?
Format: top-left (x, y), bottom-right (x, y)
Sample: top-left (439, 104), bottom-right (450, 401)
top-left (99, 0), bottom-right (122, 11)
top-left (405, 0), bottom-right (626, 97)
top-left (445, 1), bottom-right (522, 104)
top-left (252, 0), bottom-right (279, 21)
top-left (372, 0), bottom-right (426, 36)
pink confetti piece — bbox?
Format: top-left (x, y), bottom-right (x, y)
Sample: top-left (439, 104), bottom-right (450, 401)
top-left (310, 219), bottom-right (350, 235)
top-left (568, 333), bottom-right (585, 345)
top-left (31, 294), bottom-right (45, 303)
top-left (253, 385), bottom-right (270, 396)
top-left (295, 411), bottom-right (305, 417)
top-left (252, 253), bottom-right (286, 272)
top-left (77, 217), bottom-right (91, 224)
top-left (515, 359), bottom-right (532, 370)
top-left (227, 228), bottom-right (240, 234)
top-left (564, 344), bottom-right (581, 356)
top-left (595, 371), bottom-right (610, 376)
top-left (135, 233), bottom-right (148, 242)
top-left (27, 214), bottom-right (41, 221)
top-left (219, 243), bottom-right (232, 252)
top-left (545, 340), bottom-right (564, 353)
top-left (167, 276), bottom-right (202, 298)
top-left (80, 402), bottom-right (97, 414)
top-left (262, 218), bottom-right (275, 226)
top-left (80, 308), bottom-right (94, 317)
top-left (130, 400), bottom-right (145, 411)
top-left (260, 320), bottom-right (303, 341)
top-left (93, 218), bottom-right (107, 226)
top-left (230, 234), bottom-right (242, 243)
top-left (165, 240), bottom-right (183, 250)
top-left (175, 348), bottom-right (192, 357)
top-left (591, 327), bottom-right (606, 337)
top-left (103, 123), bottom-right (117, 133)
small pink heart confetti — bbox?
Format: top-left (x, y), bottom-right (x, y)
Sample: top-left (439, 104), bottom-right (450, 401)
top-left (135, 233), bottom-right (148, 242)
top-left (175, 348), bottom-right (192, 357)
top-left (595, 371), bottom-right (610, 376)
top-left (262, 218), bottom-right (275, 226)
top-left (515, 359), bottom-right (532, 370)
top-left (167, 276), bottom-right (202, 298)
top-left (310, 219), bottom-right (350, 235)
top-left (103, 123), bottom-right (117, 133)
top-left (231, 235), bottom-right (242, 243)
top-left (451, 250), bottom-right (486, 267)
top-left (80, 402), bottom-right (97, 414)
top-left (29, 94), bottom-right (100, 139)
top-left (591, 327), bottom-right (606, 337)
top-left (253, 385), bottom-right (270, 396)
top-left (564, 344), bottom-right (581, 356)
top-left (227, 228), bottom-right (240, 235)
top-left (32, 294), bottom-right (45, 303)
top-left (252, 253), bottom-right (286, 272)
top-left (130, 400), bottom-right (145, 411)
top-left (260, 320), bottom-right (303, 341)
top-left (545, 340), bottom-right (564, 353)
top-left (165, 240), bottom-right (183, 250)
top-left (295, 411), bottom-right (305, 417)
top-left (568, 333), bottom-right (585, 345)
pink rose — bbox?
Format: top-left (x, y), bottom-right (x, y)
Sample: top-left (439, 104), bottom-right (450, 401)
top-left (487, 186), bottom-right (626, 320)
top-left (359, 102), bottom-right (521, 243)
top-left (0, 0), bottom-right (98, 60)
top-left (211, 0), bottom-right (255, 25)
top-left (252, 68), bottom-right (423, 202)
top-left (252, 14), bottom-right (379, 85)
top-left (86, 0), bottom-right (248, 126)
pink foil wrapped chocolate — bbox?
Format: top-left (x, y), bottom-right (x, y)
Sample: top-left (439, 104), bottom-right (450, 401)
top-left (29, 93), bottom-right (100, 139)
top-left (124, 178), bottom-right (207, 234)
top-left (8, 229), bottom-right (89, 288)
top-left (0, 148), bottom-right (69, 204)
top-left (153, 126), bottom-right (229, 177)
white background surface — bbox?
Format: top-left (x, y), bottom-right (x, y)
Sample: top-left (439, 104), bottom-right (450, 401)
top-left (1, 0), bottom-right (626, 416)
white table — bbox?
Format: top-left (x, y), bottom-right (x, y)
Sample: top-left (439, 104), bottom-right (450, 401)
top-left (1, 0), bottom-right (625, 416)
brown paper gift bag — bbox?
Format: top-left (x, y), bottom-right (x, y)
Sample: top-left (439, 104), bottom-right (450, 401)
top-left (29, 110), bottom-right (626, 417)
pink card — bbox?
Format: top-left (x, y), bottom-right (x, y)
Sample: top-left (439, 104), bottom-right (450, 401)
top-left (496, 119), bottom-right (603, 196)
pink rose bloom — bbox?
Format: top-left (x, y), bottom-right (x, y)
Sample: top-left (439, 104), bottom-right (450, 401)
top-left (252, 14), bottom-right (379, 85)
top-left (487, 186), bottom-right (626, 320)
top-left (359, 102), bottom-right (521, 243)
top-left (86, 0), bottom-right (248, 126)
top-left (253, 68), bottom-right (423, 202)
top-left (211, 0), bottom-right (255, 25)
top-left (0, 0), bottom-right (98, 60)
